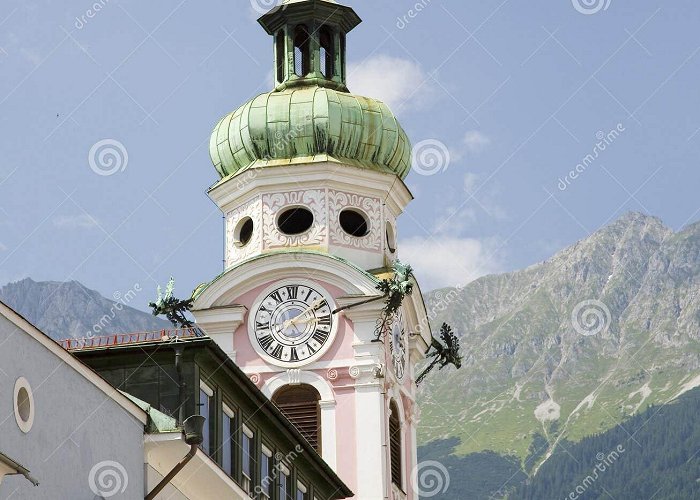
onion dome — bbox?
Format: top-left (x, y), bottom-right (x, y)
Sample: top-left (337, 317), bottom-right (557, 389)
top-left (209, 0), bottom-right (412, 180)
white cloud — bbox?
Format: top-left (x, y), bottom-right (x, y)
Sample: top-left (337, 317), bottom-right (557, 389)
top-left (347, 55), bottom-right (432, 112)
top-left (53, 214), bottom-right (99, 229)
top-left (0, 242), bottom-right (6, 252)
top-left (399, 236), bottom-right (503, 291)
top-left (463, 130), bottom-right (491, 153)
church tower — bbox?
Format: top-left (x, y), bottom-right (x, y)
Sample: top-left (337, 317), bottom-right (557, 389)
top-left (192, 1), bottom-right (432, 498)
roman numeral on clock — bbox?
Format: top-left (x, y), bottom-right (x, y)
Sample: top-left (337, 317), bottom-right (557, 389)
top-left (286, 285), bottom-right (299, 299)
top-left (258, 335), bottom-right (274, 350)
top-left (270, 291), bottom-right (283, 304)
top-left (255, 321), bottom-right (269, 331)
top-left (270, 344), bottom-right (283, 359)
top-left (312, 330), bottom-right (329, 344)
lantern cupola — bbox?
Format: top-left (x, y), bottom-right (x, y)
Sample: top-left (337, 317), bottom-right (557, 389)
top-left (259, 0), bottom-right (361, 92)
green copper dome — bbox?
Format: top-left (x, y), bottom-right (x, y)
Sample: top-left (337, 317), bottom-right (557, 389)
top-left (208, 0), bottom-right (412, 180)
top-left (209, 86), bottom-right (411, 179)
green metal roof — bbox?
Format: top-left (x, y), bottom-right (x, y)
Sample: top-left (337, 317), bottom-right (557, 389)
top-left (122, 392), bottom-right (179, 433)
top-left (209, 86), bottom-right (412, 180)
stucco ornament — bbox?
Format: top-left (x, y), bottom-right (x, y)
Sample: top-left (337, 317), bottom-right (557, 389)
top-left (225, 197), bottom-right (262, 266)
top-left (262, 190), bottom-right (326, 248)
top-left (328, 190), bottom-right (382, 250)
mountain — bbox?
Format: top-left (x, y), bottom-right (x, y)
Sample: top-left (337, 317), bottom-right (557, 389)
top-left (512, 387), bottom-right (700, 499)
top-left (0, 278), bottom-right (169, 340)
top-left (417, 212), bottom-right (700, 497)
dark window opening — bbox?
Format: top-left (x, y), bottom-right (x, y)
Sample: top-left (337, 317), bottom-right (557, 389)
top-left (386, 222), bottom-right (397, 253)
top-left (276, 31), bottom-right (286, 83)
top-left (236, 217), bottom-right (254, 247)
top-left (294, 25), bottom-right (311, 76)
top-left (389, 400), bottom-right (402, 487)
top-left (278, 207), bottom-right (314, 235)
top-left (339, 209), bottom-right (369, 237)
top-left (320, 27), bottom-right (334, 78)
top-left (272, 385), bottom-right (321, 453)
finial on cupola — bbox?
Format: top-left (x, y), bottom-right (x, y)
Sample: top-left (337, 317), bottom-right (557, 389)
top-left (257, 0), bottom-right (362, 92)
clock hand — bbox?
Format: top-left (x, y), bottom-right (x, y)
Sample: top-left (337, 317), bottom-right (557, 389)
top-left (290, 298), bottom-right (326, 325)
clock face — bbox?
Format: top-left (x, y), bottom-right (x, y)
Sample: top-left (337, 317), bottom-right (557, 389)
top-left (389, 312), bottom-right (407, 381)
top-left (249, 280), bottom-right (336, 367)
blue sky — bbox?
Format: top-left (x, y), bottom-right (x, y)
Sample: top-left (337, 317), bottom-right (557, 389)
top-left (0, 0), bottom-right (699, 303)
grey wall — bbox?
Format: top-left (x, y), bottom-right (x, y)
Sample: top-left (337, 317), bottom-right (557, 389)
top-left (0, 314), bottom-right (145, 500)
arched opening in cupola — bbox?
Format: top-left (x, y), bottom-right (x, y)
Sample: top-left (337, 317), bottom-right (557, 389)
top-left (294, 25), bottom-right (311, 77)
top-left (275, 30), bottom-right (286, 83)
top-left (319, 26), bottom-right (334, 79)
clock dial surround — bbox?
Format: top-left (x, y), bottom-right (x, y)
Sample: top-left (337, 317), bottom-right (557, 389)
top-left (248, 279), bottom-right (337, 368)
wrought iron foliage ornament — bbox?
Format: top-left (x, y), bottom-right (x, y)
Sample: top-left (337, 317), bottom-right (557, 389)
top-left (149, 277), bottom-right (194, 328)
top-left (374, 260), bottom-right (415, 340)
top-left (416, 323), bottom-right (463, 385)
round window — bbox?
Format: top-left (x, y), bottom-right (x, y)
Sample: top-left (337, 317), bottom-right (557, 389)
top-left (14, 377), bottom-right (34, 433)
top-left (277, 207), bottom-right (314, 235)
top-left (386, 222), bottom-right (397, 253)
top-left (234, 217), bottom-right (254, 247)
top-left (339, 209), bottom-right (369, 238)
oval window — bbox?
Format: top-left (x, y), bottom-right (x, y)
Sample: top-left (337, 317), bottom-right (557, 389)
top-left (14, 377), bottom-right (34, 433)
top-left (234, 217), bottom-right (254, 247)
top-left (386, 221), bottom-right (397, 253)
top-left (339, 209), bottom-right (369, 237)
top-left (278, 207), bottom-right (314, 235)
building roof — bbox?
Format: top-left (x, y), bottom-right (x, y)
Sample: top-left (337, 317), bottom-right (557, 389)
top-left (0, 300), bottom-right (147, 425)
top-left (61, 329), bottom-right (354, 498)
top-left (209, 86), bottom-right (412, 181)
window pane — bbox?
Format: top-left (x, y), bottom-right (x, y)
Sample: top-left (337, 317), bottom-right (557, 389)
top-left (222, 412), bottom-right (232, 476)
top-left (199, 389), bottom-right (211, 454)
top-left (260, 451), bottom-right (272, 498)
top-left (297, 482), bottom-right (307, 500)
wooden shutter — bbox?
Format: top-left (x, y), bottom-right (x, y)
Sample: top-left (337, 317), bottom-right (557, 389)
top-left (273, 385), bottom-right (321, 453)
top-left (389, 400), bottom-right (402, 487)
